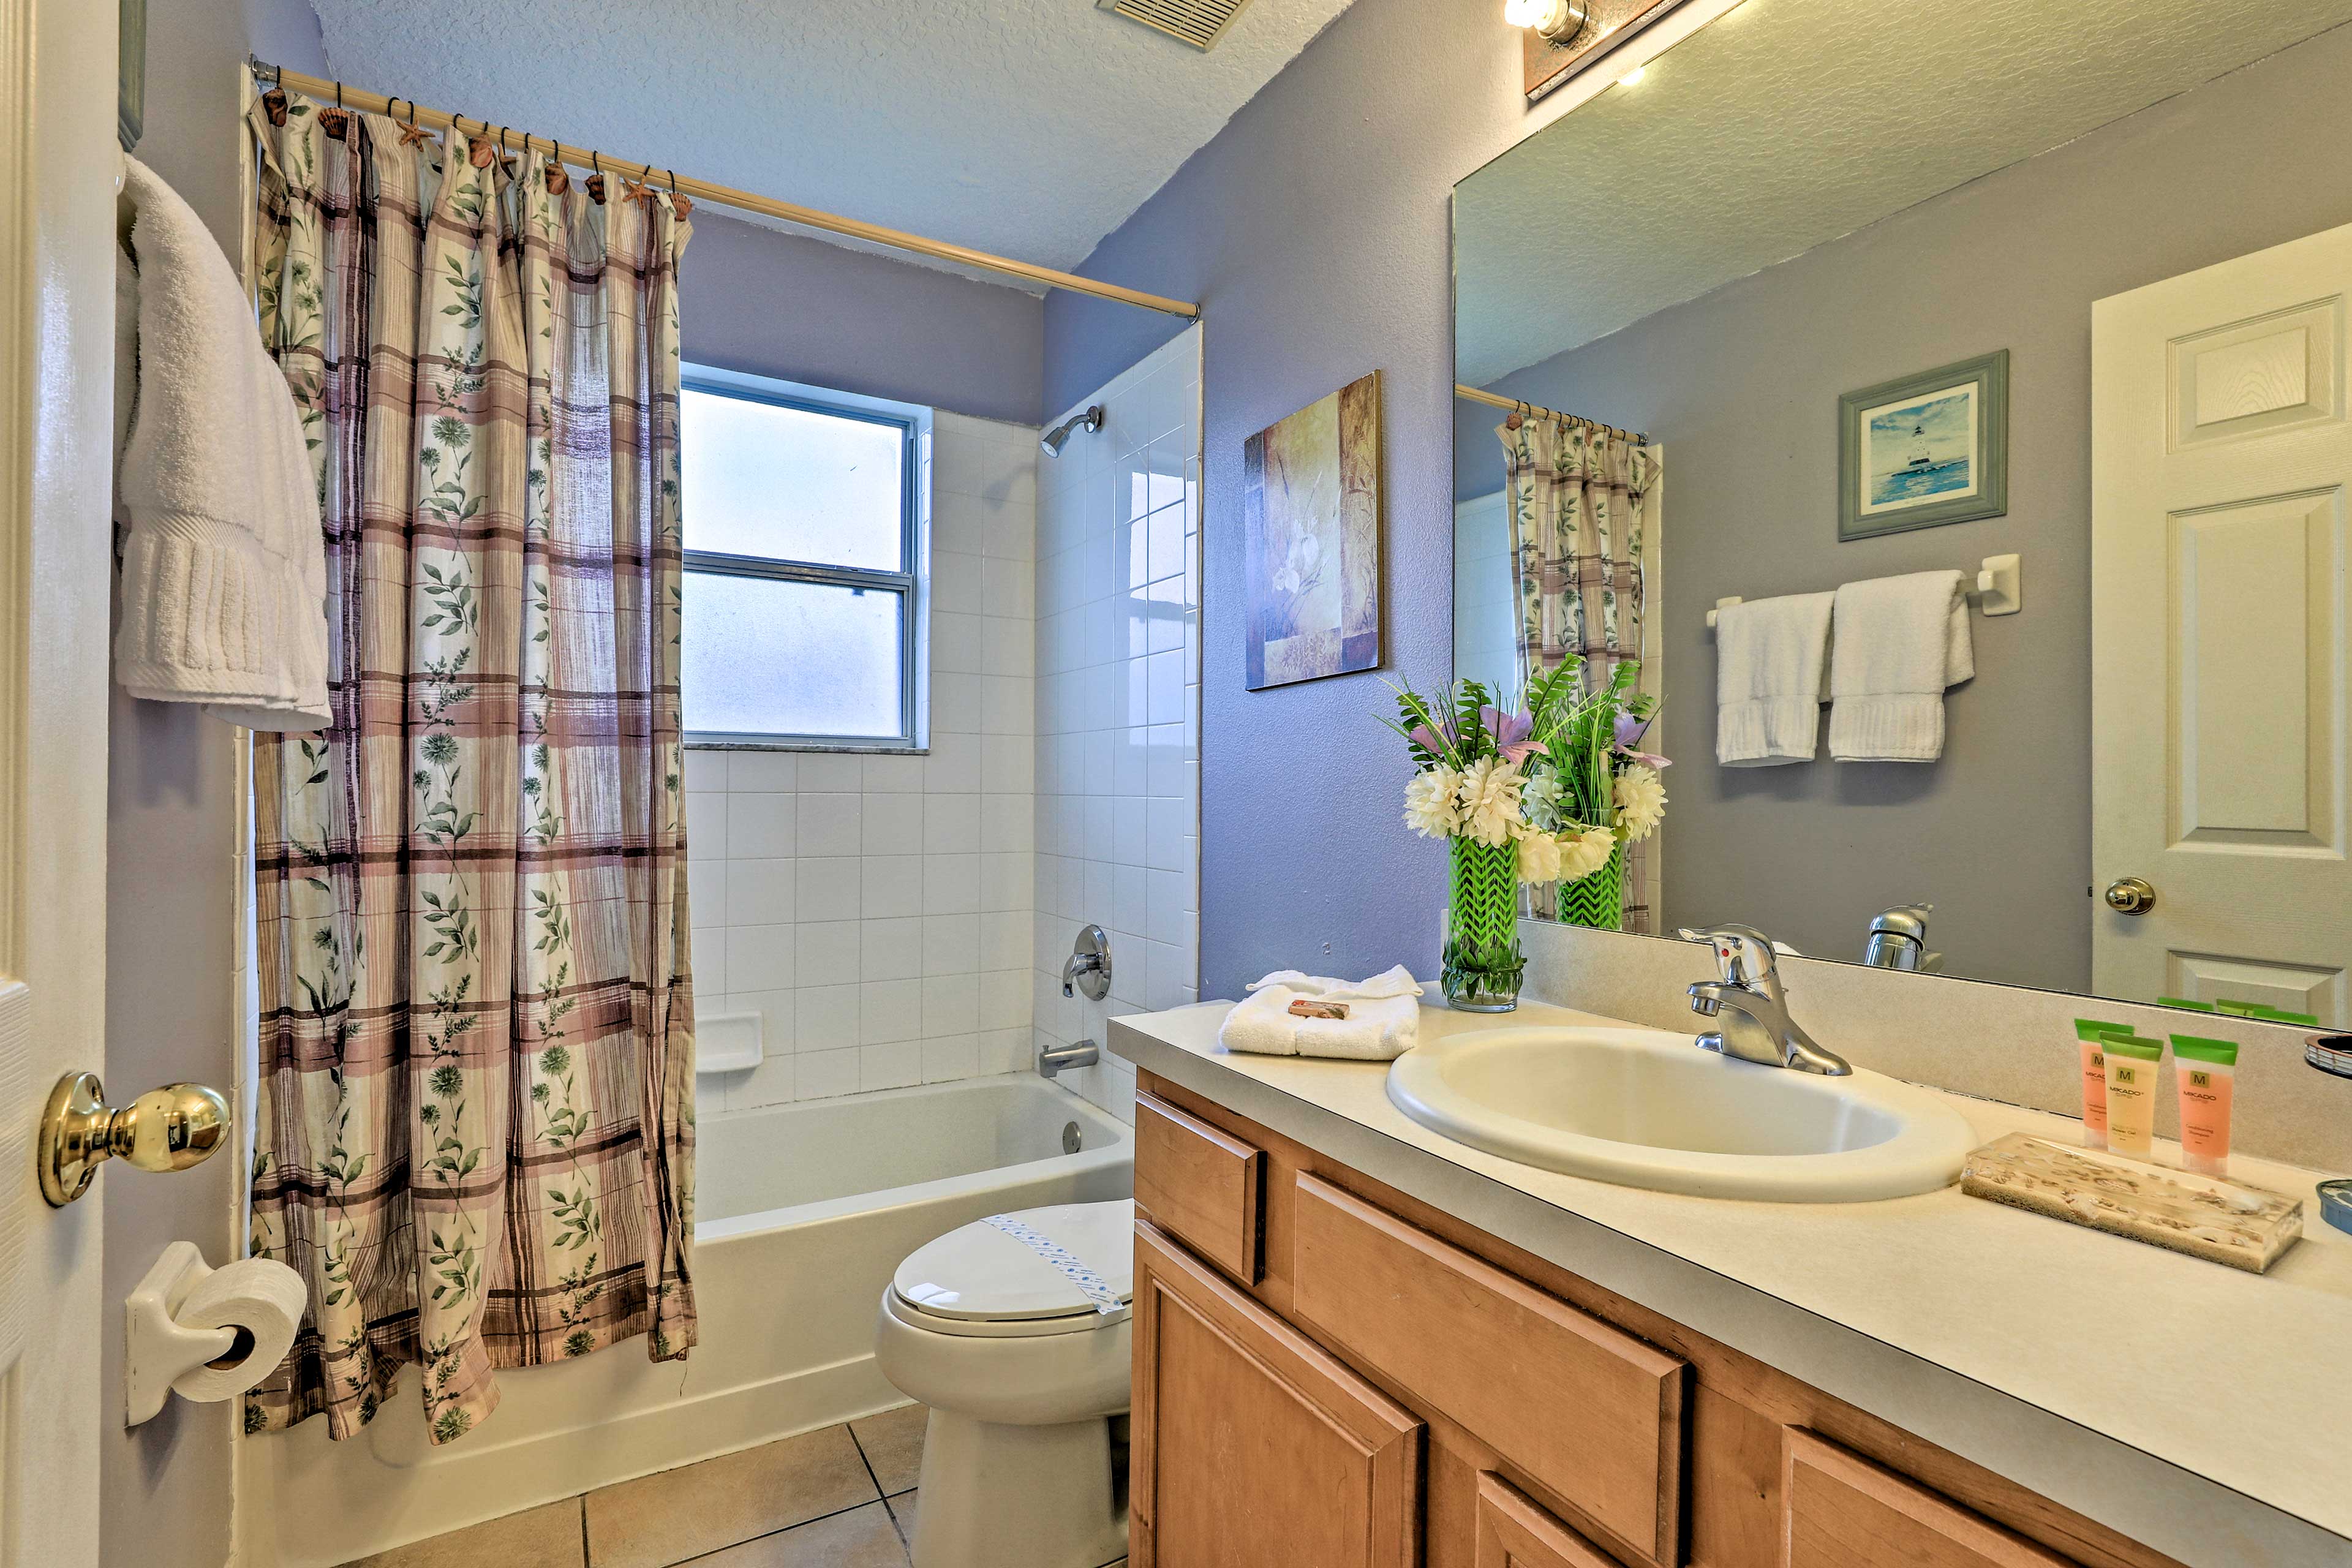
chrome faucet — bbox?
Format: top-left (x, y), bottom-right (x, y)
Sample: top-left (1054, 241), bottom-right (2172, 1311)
top-left (1862, 903), bottom-right (1940, 972)
top-left (1038, 1038), bottom-right (1099, 1079)
top-left (1677, 924), bottom-right (1851, 1076)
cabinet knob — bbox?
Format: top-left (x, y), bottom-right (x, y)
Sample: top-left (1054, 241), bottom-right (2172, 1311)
top-left (2103, 877), bottom-right (2157, 916)
top-left (38, 1072), bottom-right (229, 1207)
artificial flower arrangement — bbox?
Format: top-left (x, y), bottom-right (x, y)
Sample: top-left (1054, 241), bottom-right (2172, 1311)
top-left (1386, 658), bottom-right (1668, 1009)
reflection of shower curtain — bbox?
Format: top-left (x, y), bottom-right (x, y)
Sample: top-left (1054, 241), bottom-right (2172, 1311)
top-left (1498, 418), bottom-right (1660, 932)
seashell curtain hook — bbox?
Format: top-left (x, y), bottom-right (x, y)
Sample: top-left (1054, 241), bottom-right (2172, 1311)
top-left (319, 79), bottom-right (349, 140)
top-left (587, 151), bottom-right (607, 205)
top-left (667, 168), bottom-right (692, 221)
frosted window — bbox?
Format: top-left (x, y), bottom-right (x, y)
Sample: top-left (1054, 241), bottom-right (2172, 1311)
top-left (681, 388), bottom-right (905, 570)
top-left (680, 573), bottom-right (903, 739)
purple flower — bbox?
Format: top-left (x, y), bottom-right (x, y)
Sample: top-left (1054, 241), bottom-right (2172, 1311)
top-left (1614, 712), bottom-right (1652, 748)
top-left (1408, 720), bottom-right (1451, 756)
top-left (1480, 705), bottom-right (1540, 764)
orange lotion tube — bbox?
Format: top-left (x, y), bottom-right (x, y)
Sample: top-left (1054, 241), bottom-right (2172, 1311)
top-left (2073, 1019), bottom-right (2126, 1148)
top-left (2100, 1035), bottom-right (2165, 1159)
top-left (2169, 1035), bottom-right (2239, 1177)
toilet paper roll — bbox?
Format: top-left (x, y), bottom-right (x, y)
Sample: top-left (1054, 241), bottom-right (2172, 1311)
top-left (166, 1255), bottom-right (306, 1404)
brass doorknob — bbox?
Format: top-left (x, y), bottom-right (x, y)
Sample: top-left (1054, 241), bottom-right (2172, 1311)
top-left (2103, 876), bottom-right (2157, 916)
top-left (38, 1072), bottom-right (229, 1207)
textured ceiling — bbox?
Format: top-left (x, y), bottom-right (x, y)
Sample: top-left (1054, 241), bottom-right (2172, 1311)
top-left (1457, 0), bottom-right (2352, 385)
top-left (303, 0), bottom-right (1357, 284)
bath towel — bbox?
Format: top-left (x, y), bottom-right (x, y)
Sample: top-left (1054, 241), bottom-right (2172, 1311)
top-left (114, 157), bottom-right (328, 730)
top-left (1218, 966), bottom-right (1424, 1061)
top-left (1714, 592), bottom-right (1834, 766)
top-left (1828, 570), bottom-right (1973, 762)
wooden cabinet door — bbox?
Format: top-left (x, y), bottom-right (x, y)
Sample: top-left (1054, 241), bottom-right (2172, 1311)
top-left (1133, 1220), bottom-right (1423, 1568)
top-left (1784, 1430), bottom-right (2077, 1568)
top-left (1476, 1473), bottom-right (1621, 1568)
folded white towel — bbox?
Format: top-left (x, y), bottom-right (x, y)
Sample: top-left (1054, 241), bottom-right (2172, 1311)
top-left (1828, 570), bottom-right (1973, 762)
top-left (1714, 592), bottom-right (1834, 766)
top-left (1217, 965), bottom-right (1424, 1061)
top-left (114, 157), bottom-right (328, 731)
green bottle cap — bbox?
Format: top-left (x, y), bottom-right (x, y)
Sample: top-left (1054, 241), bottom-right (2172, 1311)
top-left (2170, 1035), bottom-right (2239, 1067)
top-left (2101, 1035), bottom-right (2165, 1061)
top-left (2157, 997), bottom-right (2216, 1012)
top-left (2075, 1018), bottom-right (2128, 1041)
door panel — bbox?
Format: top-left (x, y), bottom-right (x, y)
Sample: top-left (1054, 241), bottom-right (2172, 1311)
top-left (1784, 1430), bottom-right (2073, 1568)
top-left (2092, 225), bottom-right (2352, 1022)
top-left (1132, 1221), bottom-right (1421, 1568)
top-left (1, 0), bottom-right (124, 1561)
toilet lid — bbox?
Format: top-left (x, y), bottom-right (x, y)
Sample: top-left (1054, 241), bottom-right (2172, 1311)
top-left (892, 1199), bottom-right (1135, 1323)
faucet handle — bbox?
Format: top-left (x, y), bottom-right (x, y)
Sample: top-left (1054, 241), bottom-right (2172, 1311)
top-left (1676, 924), bottom-right (1779, 986)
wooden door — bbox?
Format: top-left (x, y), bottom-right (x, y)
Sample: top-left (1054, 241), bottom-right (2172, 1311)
top-left (2092, 225), bottom-right (2352, 1022)
top-left (1474, 1474), bottom-right (1619, 1568)
top-left (0, 0), bottom-right (124, 1562)
top-left (1132, 1221), bottom-right (1422, 1568)
top-left (1784, 1430), bottom-right (2074, 1568)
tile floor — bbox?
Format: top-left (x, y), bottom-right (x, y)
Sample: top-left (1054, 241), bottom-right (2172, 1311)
top-left (345, 1406), bottom-right (929, 1568)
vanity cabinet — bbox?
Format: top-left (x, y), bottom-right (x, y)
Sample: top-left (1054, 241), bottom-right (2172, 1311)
top-left (1128, 1080), bottom-right (2181, 1568)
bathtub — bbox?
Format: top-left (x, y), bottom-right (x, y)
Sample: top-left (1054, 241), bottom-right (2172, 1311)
top-left (239, 1074), bottom-right (1134, 1567)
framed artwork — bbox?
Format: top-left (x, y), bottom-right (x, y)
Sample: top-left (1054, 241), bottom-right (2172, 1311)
top-left (1243, 371), bottom-right (1383, 689)
top-left (1838, 350), bottom-right (2008, 541)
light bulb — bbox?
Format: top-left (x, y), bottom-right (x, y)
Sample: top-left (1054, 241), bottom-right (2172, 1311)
top-left (1503, 0), bottom-right (1572, 32)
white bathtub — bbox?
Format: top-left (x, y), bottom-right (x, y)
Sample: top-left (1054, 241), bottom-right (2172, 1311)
top-left (239, 1074), bottom-right (1134, 1567)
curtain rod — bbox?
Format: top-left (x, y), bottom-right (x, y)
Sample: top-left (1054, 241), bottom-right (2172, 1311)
top-left (1455, 382), bottom-right (1646, 445)
top-left (247, 59), bottom-right (1201, 321)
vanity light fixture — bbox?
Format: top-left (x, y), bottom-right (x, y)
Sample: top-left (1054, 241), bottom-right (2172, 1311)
top-left (1504, 0), bottom-right (1593, 45)
top-left (1618, 64), bottom-right (1647, 85)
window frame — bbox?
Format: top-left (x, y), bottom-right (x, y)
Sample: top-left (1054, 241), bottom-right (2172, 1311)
top-left (679, 366), bottom-right (932, 753)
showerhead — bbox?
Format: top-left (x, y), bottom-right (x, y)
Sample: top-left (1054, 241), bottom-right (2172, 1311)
top-left (1040, 405), bottom-right (1105, 457)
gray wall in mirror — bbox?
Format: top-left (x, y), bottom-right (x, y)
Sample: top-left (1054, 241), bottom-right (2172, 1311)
top-left (1453, 21), bottom-right (2352, 993)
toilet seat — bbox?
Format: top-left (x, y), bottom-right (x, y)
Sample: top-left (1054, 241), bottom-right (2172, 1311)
top-left (889, 1199), bottom-right (1134, 1338)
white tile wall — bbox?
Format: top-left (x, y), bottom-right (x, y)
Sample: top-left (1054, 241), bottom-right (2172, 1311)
top-left (688, 412), bottom-right (1039, 1112)
top-left (1033, 326), bottom-right (1204, 1125)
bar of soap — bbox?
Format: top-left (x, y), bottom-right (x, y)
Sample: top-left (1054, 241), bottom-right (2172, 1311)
top-left (1960, 1132), bottom-right (2302, 1273)
top-left (1288, 998), bottom-right (1349, 1020)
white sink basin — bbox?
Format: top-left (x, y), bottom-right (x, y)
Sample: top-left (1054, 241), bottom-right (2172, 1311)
top-left (1386, 1025), bottom-right (1977, 1203)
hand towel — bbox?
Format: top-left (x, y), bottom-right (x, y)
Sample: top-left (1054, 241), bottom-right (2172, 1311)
top-left (1828, 570), bottom-right (1973, 762)
top-left (114, 157), bottom-right (328, 731)
top-left (1714, 592), bottom-right (1834, 766)
top-left (1217, 965), bottom-right (1424, 1061)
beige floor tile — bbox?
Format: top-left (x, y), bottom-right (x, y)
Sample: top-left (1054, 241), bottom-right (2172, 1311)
top-left (882, 1490), bottom-right (916, 1550)
top-left (584, 1427), bottom-right (878, 1568)
top-left (685, 1503), bottom-right (909, 1568)
top-left (847, 1403), bottom-right (927, 1496)
top-left (344, 1499), bottom-right (584, 1568)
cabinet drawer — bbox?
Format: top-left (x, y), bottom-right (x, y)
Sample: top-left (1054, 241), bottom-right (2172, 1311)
top-left (1135, 1091), bottom-right (1264, 1283)
top-left (1133, 1219), bottom-right (1422, 1568)
top-left (1291, 1174), bottom-right (1686, 1567)
top-left (1784, 1429), bottom-right (2076, 1568)
top-left (1476, 1472), bottom-right (1621, 1568)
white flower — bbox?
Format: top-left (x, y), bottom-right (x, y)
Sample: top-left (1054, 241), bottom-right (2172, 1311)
top-left (1515, 828), bottom-right (1564, 883)
top-left (1614, 764), bottom-right (1667, 843)
top-left (1403, 765), bottom-right (1465, 839)
top-left (1519, 767), bottom-right (1563, 832)
top-left (1459, 757), bottom-right (1523, 847)
top-left (1558, 824), bottom-right (1617, 881)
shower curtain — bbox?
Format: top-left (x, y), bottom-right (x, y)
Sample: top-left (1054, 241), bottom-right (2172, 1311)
top-left (244, 92), bottom-right (696, 1444)
top-left (1498, 417), bottom-right (1660, 931)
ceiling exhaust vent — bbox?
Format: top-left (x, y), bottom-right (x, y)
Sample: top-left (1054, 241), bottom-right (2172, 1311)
top-left (1096, 0), bottom-right (1258, 51)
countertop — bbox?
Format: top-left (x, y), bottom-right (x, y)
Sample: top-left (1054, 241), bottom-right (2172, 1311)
top-left (1109, 996), bottom-right (2352, 1568)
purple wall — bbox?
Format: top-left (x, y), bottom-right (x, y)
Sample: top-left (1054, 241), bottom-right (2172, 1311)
top-left (684, 214), bottom-right (1042, 424)
top-left (1042, 1), bottom-right (1588, 999)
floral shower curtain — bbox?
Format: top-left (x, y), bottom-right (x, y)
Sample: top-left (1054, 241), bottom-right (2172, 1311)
top-left (244, 92), bottom-right (696, 1444)
top-left (1498, 417), bottom-right (1660, 930)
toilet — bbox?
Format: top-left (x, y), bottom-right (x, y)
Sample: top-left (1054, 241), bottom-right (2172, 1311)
top-left (873, 1199), bottom-right (1135, 1568)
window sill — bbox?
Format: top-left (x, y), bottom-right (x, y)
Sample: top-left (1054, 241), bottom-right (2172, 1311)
top-left (686, 738), bottom-right (930, 756)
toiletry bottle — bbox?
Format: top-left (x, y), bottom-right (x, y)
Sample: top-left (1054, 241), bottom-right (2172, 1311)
top-left (2100, 1034), bottom-right (2165, 1159)
top-left (2169, 1035), bottom-right (2239, 1178)
top-left (2073, 1019), bottom-right (2126, 1150)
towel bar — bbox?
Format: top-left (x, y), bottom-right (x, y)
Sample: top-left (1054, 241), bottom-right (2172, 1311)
top-left (1706, 553), bottom-right (2021, 629)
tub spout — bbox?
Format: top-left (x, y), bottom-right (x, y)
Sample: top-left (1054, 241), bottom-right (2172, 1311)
top-left (1039, 1039), bottom-right (1098, 1079)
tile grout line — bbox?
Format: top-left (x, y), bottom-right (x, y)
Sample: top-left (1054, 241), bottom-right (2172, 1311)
top-left (578, 1494), bottom-right (593, 1568)
top-left (656, 1496), bottom-right (905, 1568)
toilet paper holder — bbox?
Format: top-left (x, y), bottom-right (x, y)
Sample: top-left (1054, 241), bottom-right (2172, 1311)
top-left (124, 1242), bottom-right (298, 1427)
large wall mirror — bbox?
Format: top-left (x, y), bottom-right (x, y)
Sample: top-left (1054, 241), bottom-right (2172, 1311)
top-left (1453, 0), bottom-right (2352, 1023)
